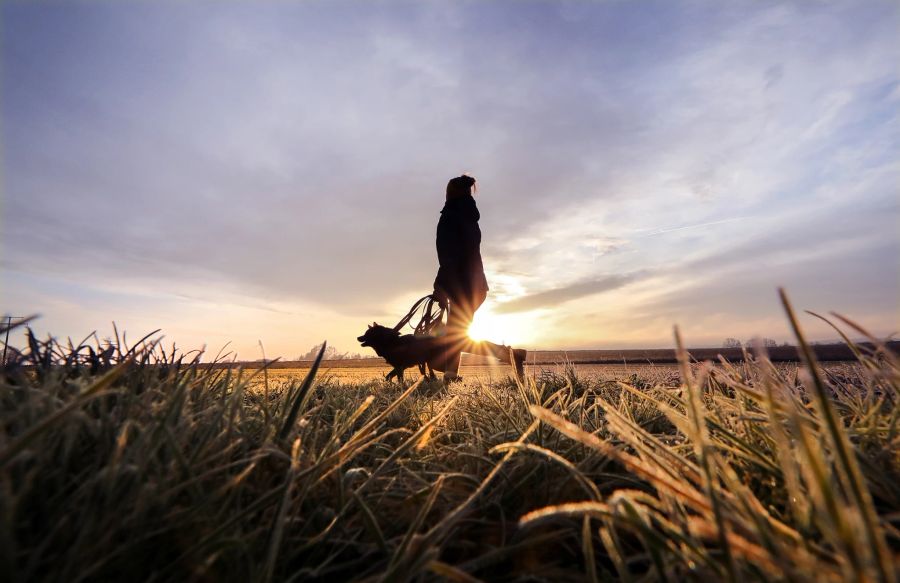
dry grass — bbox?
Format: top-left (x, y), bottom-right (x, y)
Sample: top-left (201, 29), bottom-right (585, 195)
top-left (256, 361), bottom-right (862, 387)
top-left (1, 293), bottom-right (898, 581)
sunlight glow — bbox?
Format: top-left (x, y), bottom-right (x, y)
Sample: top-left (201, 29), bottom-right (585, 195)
top-left (467, 303), bottom-right (534, 346)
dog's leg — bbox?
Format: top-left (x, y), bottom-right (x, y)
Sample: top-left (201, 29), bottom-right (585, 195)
top-left (386, 369), bottom-right (397, 383)
top-left (418, 363), bottom-right (426, 377)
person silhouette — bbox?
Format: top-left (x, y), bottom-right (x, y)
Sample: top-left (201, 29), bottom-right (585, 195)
top-left (432, 175), bottom-right (526, 383)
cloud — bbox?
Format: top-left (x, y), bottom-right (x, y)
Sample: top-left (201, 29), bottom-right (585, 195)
top-left (494, 271), bottom-right (647, 314)
top-left (635, 217), bottom-right (748, 238)
top-left (2, 1), bottom-right (898, 355)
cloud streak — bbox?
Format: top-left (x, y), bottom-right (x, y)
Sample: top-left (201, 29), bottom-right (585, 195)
top-left (636, 217), bottom-right (749, 238)
top-left (494, 272), bottom-right (648, 314)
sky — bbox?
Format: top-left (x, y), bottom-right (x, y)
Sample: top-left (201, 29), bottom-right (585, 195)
top-left (2, 1), bottom-right (898, 360)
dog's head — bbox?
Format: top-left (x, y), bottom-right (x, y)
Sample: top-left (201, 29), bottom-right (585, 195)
top-left (357, 322), bottom-right (401, 348)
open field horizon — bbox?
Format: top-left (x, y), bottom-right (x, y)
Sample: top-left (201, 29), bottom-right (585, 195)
top-left (250, 361), bottom-right (870, 386)
top-left (223, 341), bottom-right (900, 370)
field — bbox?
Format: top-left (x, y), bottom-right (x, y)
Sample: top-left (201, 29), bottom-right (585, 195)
top-left (252, 362), bottom-right (863, 386)
top-left (1, 298), bottom-right (898, 582)
top-left (257, 363), bottom-right (674, 385)
top-left (235, 342), bottom-right (900, 375)
top-left (235, 342), bottom-right (900, 386)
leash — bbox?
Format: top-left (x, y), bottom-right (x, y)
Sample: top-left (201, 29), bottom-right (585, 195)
top-left (392, 294), bottom-right (446, 336)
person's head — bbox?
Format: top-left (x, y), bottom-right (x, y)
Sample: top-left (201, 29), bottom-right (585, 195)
top-left (446, 175), bottom-right (477, 201)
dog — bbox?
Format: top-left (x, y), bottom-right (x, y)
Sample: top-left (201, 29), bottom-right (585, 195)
top-left (357, 322), bottom-right (452, 382)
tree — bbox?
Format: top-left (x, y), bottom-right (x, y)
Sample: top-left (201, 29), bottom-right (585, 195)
top-left (295, 343), bottom-right (364, 361)
top-left (745, 337), bottom-right (778, 348)
top-left (297, 343), bottom-right (338, 361)
top-left (722, 338), bottom-right (742, 348)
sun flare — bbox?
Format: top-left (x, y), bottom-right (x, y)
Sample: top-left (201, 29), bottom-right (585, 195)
top-left (467, 303), bottom-right (532, 346)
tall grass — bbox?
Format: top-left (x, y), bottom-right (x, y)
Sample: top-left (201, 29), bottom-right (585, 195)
top-left (1, 293), bottom-right (897, 581)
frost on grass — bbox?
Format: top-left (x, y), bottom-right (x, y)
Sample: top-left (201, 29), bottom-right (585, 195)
top-left (1, 304), bottom-right (898, 582)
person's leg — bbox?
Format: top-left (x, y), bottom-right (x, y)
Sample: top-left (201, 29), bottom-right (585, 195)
top-left (442, 295), bottom-right (476, 382)
top-left (444, 293), bottom-right (526, 380)
top-left (462, 291), bottom-right (526, 377)
top-left (470, 340), bottom-right (513, 362)
top-left (467, 340), bottom-right (527, 379)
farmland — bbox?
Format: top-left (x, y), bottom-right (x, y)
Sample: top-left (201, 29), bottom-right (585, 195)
top-left (1, 301), bottom-right (898, 581)
top-left (237, 341), bottom-right (900, 372)
top-left (235, 342), bottom-right (900, 386)
top-left (251, 361), bottom-right (861, 386)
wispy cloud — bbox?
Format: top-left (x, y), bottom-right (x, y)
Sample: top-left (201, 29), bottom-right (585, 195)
top-left (494, 272), bottom-right (648, 314)
top-left (635, 217), bottom-right (749, 238)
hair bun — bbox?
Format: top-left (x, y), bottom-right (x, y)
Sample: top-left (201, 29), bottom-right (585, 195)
top-left (446, 175), bottom-right (477, 200)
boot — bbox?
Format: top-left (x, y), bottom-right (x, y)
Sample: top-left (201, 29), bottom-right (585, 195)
top-left (443, 372), bottom-right (464, 385)
top-left (512, 348), bottom-right (527, 379)
top-left (443, 350), bottom-right (462, 386)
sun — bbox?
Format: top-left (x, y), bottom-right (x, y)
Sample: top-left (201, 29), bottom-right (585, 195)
top-left (467, 304), bottom-right (531, 346)
top-left (466, 311), bottom-right (496, 342)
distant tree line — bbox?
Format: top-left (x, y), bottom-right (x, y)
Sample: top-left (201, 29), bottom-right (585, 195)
top-left (296, 343), bottom-right (365, 361)
top-left (722, 338), bottom-right (786, 349)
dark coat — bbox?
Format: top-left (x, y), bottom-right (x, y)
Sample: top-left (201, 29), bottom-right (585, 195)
top-left (433, 194), bottom-right (488, 305)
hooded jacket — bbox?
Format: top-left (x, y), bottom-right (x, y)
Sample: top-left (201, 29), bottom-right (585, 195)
top-left (433, 194), bottom-right (488, 305)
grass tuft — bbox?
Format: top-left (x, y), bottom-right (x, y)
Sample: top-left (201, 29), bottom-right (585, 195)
top-left (1, 301), bottom-right (898, 581)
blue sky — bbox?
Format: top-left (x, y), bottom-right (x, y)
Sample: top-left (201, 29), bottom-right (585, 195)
top-left (2, 1), bottom-right (898, 358)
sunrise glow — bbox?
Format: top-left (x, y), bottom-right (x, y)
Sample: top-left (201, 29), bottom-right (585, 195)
top-left (1, 2), bottom-right (897, 359)
top-left (467, 302), bottom-right (534, 346)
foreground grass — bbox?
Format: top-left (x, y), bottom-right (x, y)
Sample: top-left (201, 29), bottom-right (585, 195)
top-left (1, 296), bottom-right (898, 582)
